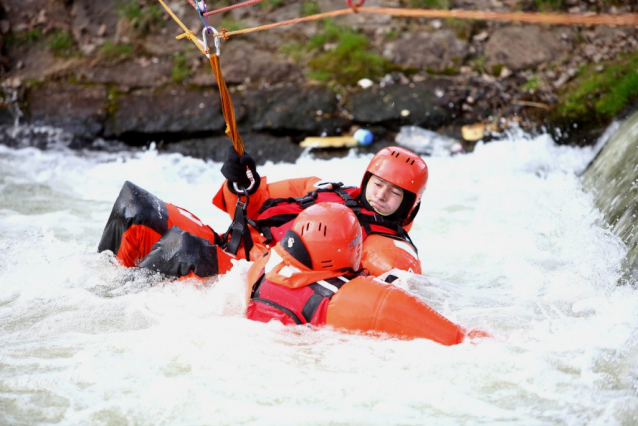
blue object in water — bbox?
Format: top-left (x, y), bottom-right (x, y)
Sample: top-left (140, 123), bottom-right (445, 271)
top-left (354, 129), bottom-right (374, 146)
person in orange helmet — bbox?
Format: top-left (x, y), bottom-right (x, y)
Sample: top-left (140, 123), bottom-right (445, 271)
top-left (215, 145), bottom-right (428, 276)
top-left (245, 202), bottom-right (485, 346)
top-left (98, 145), bottom-right (428, 280)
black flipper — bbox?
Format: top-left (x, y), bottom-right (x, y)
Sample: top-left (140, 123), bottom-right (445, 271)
top-left (98, 181), bottom-right (169, 254)
top-left (138, 226), bottom-right (220, 278)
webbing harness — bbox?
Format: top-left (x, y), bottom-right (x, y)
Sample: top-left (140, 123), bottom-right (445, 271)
top-left (256, 182), bottom-right (418, 254)
top-left (218, 190), bottom-right (259, 259)
top-left (252, 276), bottom-right (351, 325)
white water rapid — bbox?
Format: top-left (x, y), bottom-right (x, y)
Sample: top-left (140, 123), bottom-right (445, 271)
top-left (1, 127), bottom-right (636, 425)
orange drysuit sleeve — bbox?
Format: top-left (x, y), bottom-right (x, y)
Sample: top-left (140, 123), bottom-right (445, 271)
top-left (212, 176), bottom-right (322, 220)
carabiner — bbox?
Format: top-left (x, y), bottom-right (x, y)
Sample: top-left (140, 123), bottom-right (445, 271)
top-left (233, 166), bottom-right (256, 194)
top-left (202, 26), bottom-right (221, 57)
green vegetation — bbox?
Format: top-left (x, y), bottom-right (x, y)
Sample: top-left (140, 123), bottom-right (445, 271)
top-left (99, 41), bottom-right (135, 62)
top-left (171, 53), bottom-right (190, 83)
top-left (219, 18), bottom-right (246, 33)
top-left (534, 0), bottom-right (563, 11)
top-left (427, 65), bottom-right (459, 76)
top-left (259, 0), bottom-right (285, 10)
top-left (445, 17), bottom-right (474, 40)
top-left (306, 20), bottom-right (390, 85)
top-left (280, 42), bottom-right (306, 63)
top-left (491, 63), bottom-right (504, 77)
top-left (407, 0), bottom-right (449, 9)
top-left (278, 19), bottom-right (416, 86)
top-left (6, 28), bottom-right (43, 48)
top-left (48, 30), bottom-right (79, 58)
top-left (105, 87), bottom-right (120, 116)
top-left (117, 0), bottom-right (164, 36)
top-left (471, 56), bottom-right (487, 74)
top-left (301, 0), bottom-right (320, 16)
top-left (522, 75), bottom-right (540, 92)
top-left (555, 52), bottom-right (638, 122)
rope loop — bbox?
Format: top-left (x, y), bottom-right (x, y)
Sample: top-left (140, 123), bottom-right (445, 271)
top-left (195, 0), bottom-right (210, 29)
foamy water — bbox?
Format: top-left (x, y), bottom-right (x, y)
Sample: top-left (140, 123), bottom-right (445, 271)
top-left (1, 129), bottom-right (636, 425)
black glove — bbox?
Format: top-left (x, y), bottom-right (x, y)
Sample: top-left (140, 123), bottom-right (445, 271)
top-left (220, 146), bottom-right (260, 193)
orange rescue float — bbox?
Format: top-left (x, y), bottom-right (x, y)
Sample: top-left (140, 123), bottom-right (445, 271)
top-left (245, 203), bottom-right (484, 346)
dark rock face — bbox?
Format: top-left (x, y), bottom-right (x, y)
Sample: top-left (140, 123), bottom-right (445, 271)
top-left (347, 81), bottom-right (454, 130)
top-left (242, 86), bottom-right (349, 137)
top-left (76, 61), bottom-right (173, 87)
top-left (29, 84), bottom-right (107, 139)
top-left (160, 132), bottom-right (303, 165)
top-left (105, 87), bottom-right (227, 141)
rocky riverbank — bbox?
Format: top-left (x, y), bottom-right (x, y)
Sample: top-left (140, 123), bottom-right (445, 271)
top-left (1, 0), bottom-right (637, 162)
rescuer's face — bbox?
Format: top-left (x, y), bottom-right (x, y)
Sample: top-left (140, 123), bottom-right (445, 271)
top-left (365, 174), bottom-right (404, 216)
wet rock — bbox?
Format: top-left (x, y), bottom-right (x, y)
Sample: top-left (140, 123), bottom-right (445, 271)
top-left (29, 83), bottom-right (107, 139)
top-left (485, 26), bottom-right (572, 71)
top-left (383, 30), bottom-right (468, 73)
top-left (191, 40), bottom-right (302, 86)
top-left (242, 86), bottom-right (349, 137)
top-left (105, 87), bottom-right (226, 139)
top-left (161, 132), bottom-right (303, 165)
top-left (346, 81), bottom-right (454, 129)
top-left (72, 1), bottom-right (119, 41)
top-left (76, 60), bottom-right (173, 87)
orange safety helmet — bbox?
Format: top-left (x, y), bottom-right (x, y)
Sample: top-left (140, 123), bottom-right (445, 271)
top-left (286, 202), bottom-right (363, 272)
top-left (361, 146), bottom-right (428, 223)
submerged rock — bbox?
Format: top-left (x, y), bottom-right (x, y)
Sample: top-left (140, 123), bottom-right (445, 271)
top-left (582, 109), bottom-right (638, 283)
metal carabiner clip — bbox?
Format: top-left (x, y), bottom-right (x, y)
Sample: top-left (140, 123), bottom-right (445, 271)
top-left (233, 167), bottom-right (256, 194)
top-left (202, 26), bottom-right (221, 57)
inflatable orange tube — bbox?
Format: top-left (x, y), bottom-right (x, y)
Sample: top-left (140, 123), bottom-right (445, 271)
top-left (326, 276), bottom-right (465, 345)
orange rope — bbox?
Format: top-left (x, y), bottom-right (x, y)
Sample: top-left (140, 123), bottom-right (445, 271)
top-left (157, 0), bottom-right (244, 155)
top-left (213, 7), bottom-right (638, 38)
top-left (209, 54), bottom-right (244, 156)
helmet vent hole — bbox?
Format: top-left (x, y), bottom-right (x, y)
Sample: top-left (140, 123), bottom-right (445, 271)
top-left (323, 226), bottom-right (327, 236)
top-left (321, 260), bottom-right (334, 268)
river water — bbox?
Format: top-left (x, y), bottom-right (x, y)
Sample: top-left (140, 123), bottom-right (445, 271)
top-left (0, 126), bottom-right (636, 425)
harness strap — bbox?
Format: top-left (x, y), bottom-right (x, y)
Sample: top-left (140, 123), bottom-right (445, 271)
top-left (220, 192), bottom-right (254, 259)
top-left (301, 277), bottom-right (349, 323)
top-left (255, 182), bottom-right (418, 253)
